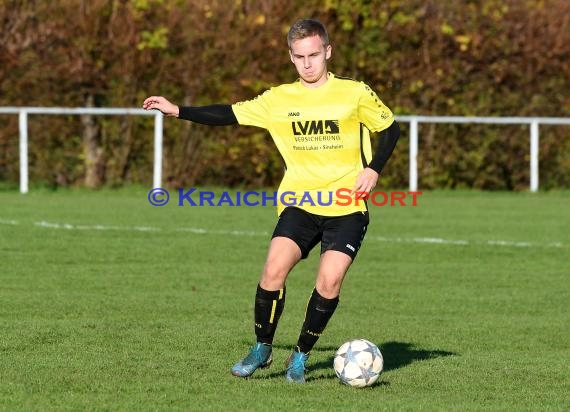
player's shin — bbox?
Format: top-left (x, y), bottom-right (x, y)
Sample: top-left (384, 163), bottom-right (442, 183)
top-left (254, 284), bottom-right (286, 344)
top-left (296, 288), bottom-right (339, 353)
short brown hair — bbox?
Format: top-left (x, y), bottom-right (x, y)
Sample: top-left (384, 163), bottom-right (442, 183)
top-left (287, 19), bottom-right (329, 48)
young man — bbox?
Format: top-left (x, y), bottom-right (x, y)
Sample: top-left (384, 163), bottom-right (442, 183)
top-left (143, 18), bottom-right (399, 383)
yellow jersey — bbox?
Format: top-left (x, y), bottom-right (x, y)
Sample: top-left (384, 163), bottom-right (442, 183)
top-left (232, 73), bottom-right (394, 216)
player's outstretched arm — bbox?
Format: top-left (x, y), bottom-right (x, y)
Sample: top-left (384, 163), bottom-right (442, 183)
top-left (142, 96), bottom-right (180, 117)
top-left (142, 96), bottom-right (237, 126)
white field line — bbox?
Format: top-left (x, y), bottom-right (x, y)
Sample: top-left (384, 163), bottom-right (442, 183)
top-left (0, 218), bottom-right (566, 250)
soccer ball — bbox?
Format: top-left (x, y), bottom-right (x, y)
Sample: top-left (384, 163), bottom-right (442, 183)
top-left (333, 339), bottom-right (383, 387)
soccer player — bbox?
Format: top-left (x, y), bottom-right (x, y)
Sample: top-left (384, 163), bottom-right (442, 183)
top-left (143, 18), bottom-right (399, 383)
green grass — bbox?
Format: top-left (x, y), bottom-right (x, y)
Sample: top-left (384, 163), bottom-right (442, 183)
top-left (0, 188), bottom-right (568, 411)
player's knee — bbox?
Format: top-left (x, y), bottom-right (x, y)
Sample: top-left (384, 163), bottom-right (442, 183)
top-left (316, 279), bottom-right (342, 299)
top-left (260, 263), bottom-right (288, 289)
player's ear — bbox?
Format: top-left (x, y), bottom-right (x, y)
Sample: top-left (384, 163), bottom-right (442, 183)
top-left (325, 44), bottom-right (332, 60)
top-left (289, 49), bottom-right (295, 63)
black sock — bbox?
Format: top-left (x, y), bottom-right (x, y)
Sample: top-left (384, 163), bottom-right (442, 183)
top-left (254, 284), bottom-right (286, 345)
top-left (296, 289), bottom-right (339, 353)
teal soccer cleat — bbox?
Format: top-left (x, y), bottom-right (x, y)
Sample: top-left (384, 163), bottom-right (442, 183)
top-left (231, 342), bottom-right (273, 377)
top-left (285, 348), bottom-right (309, 383)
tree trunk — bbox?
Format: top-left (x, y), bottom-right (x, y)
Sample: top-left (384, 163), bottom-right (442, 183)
top-left (81, 94), bottom-right (105, 188)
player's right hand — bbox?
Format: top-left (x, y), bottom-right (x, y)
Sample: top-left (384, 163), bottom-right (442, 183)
top-left (142, 96), bottom-right (179, 117)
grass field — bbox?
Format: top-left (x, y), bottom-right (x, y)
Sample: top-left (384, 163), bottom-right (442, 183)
top-left (0, 188), bottom-right (568, 411)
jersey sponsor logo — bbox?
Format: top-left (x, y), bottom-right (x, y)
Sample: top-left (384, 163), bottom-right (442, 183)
top-left (288, 111), bottom-right (300, 117)
top-left (291, 119), bottom-right (339, 135)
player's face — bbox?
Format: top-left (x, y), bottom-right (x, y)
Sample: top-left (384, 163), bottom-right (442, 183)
top-left (289, 35), bottom-right (332, 88)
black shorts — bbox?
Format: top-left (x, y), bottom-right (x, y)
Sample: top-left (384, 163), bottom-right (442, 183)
top-left (272, 207), bottom-right (369, 260)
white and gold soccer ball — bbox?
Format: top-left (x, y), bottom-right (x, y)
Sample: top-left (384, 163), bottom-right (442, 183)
top-left (333, 339), bottom-right (383, 387)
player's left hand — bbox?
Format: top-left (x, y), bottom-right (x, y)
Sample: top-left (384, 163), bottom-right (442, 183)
top-left (351, 167), bottom-right (379, 198)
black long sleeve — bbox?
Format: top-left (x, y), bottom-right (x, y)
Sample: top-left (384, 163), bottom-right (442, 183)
top-left (178, 104), bottom-right (238, 126)
top-left (367, 120), bottom-right (400, 173)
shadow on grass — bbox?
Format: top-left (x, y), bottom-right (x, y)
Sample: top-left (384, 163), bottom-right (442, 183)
top-left (257, 341), bottom-right (456, 382)
top-left (379, 341), bottom-right (457, 372)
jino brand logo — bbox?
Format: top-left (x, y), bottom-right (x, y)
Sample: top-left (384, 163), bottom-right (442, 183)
top-left (292, 119), bottom-right (339, 135)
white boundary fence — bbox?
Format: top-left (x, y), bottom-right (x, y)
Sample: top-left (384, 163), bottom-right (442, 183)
top-left (0, 107), bottom-right (163, 193)
top-left (397, 115), bottom-right (570, 192)
top-left (1, 107), bottom-right (569, 193)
